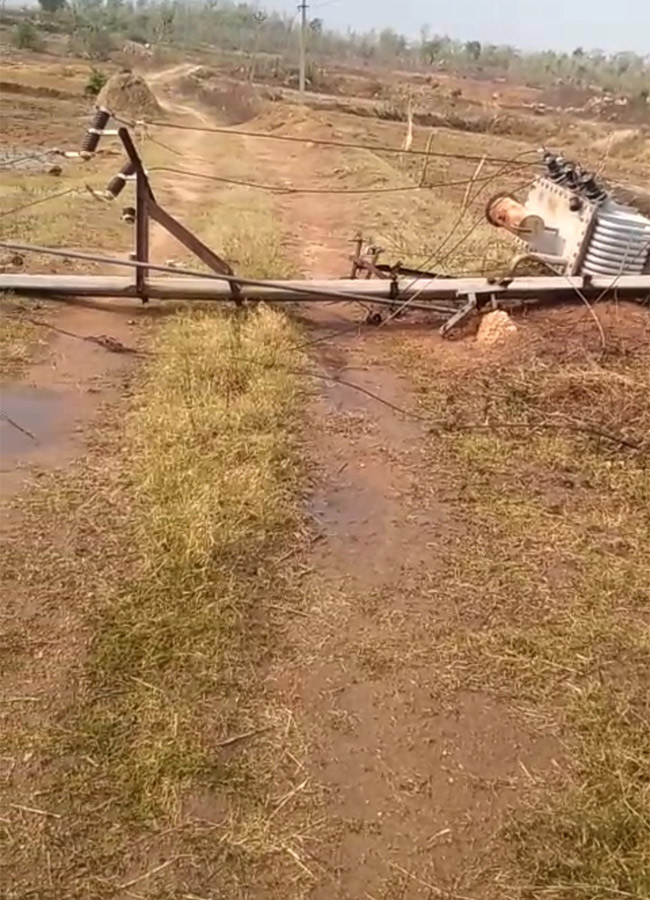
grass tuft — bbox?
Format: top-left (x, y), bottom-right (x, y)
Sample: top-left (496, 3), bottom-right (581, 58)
top-left (0, 295), bottom-right (42, 377)
top-left (2, 306), bottom-right (313, 898)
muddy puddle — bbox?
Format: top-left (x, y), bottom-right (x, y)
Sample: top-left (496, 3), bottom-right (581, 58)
top-left (0, 385), bottom-right (68, 464)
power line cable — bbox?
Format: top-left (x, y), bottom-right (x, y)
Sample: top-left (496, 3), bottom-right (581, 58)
top-left (384, 157), bottom-right (538, 307)
top-left (144, 130), bottom-right (530, 196)
top-left (115, 112), bottom-right (540, 167)
top-left (0, 188), bottom-right (79, 221)
top-left (148, 163), bottom-right (532, 196)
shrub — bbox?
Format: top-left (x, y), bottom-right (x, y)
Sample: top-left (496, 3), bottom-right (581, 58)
top-left (12, 21), bottom-right (45, 51)
top-left (70, 25), bottom-right (114, 61)
top-left (85, 67), bottom-right (108, 96)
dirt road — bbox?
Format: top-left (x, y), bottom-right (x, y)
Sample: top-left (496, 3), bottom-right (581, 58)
top-left (3, 65), bottom-right (647, 900)
top-left (229, 100), bottom-right (559, 898)
top-left (1, 69), bottom-right (545, 899)
top-left (0, 71), bottom-right (542, 897)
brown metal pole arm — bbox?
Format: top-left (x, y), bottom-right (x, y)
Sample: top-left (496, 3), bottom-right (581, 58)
top-left (118, 126), bottom-right (155, 202)
top-left (350, 233), bottom-right (364, 278)
top-left (117, 126), bottom-right (241, 305)
top-left (117, 126), bottom-right (151, 302)
top-left (439, 293), bottom-right (479, 337)
top-left (148, 201), bottom-right (242, 305)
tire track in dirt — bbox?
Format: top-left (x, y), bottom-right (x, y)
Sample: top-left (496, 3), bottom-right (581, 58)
top-left (239, 118), bottom-right (558, 897)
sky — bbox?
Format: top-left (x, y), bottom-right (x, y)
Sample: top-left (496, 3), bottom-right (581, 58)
top-left (270, 0), bottom-right (650, 55)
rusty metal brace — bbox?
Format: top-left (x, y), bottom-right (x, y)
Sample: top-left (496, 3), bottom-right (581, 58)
top-left (349, 234), bottom-right (364, 278)
top-left (350, 234), bottom-right (393, 282)
top-left (118, 127), bottom-right (242, 305)
top-left (439, 292), bottom-right (479, 337)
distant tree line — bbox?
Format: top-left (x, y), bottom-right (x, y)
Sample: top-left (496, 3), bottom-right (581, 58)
top-left (22, 0), bottom-right (650, 97)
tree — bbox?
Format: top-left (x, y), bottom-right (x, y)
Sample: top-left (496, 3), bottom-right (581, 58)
top-left (25, 0), bottom-right (648, 96)
top-left (156, 1), bottom-right (175, 40)
top-left (38, 0), bottom-right (66, 13)
top-left (377, 27), bottom-right (406, 60)
top-left (79, 23), bottom-right (113, 59)
top-left (465, 40), bottom-right (481, 62)
top-left (12, 21), bottom-right (45, 50)
top-left (422, 37), bottom-right (445, 64)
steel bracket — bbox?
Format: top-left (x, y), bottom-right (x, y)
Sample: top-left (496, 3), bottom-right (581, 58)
top-left (440, 292), bottom-right (478, 337)
top-left (118, 127), bottom-right (241, 305)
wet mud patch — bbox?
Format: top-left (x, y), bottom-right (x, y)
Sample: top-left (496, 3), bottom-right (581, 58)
top-left (1, 384), bottom-right (68, 457)
top-left (265, 329), bottom-right (561, 897)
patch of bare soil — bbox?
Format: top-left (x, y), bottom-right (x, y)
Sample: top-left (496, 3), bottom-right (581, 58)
top-left (250, 116), bottom-right (560, 896)
top-left (172, 66), bottom-right (262, 124)
top-left (0, 91), bottom-right (90, 146)
top-left (271, 347), bottom-right (558, 897)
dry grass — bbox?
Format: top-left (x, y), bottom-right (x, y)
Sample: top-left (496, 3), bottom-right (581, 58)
top-left (193, 203), bottom-right (298, 280)
top-left (0, 305), bottom-right (319, 899)
top-left (271, 106), bottom-right (647, 279)
top-left (391, 310), bottom-right (650, 899)
top-left (140, 125), bottom-right (299, 279)
top-left (274, 109), bottom-right (528, 277)
top-left (2, 63), bottom-right (649, 899)
top-left (0, 162), bottom-right (131, 257)
top-left (0, 104), bottom-right (321, 893)
top-left (0, 294), bottom-right (42, 376)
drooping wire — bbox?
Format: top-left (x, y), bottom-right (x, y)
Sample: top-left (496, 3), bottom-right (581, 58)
top-left (0, 188), bottom-right (79, 221)
top-left (147, 163), bottom-right (535, 196)
top-left (114, 112), bottom-right (541, 167)
top-left (411, 149), bottom-right (542, 274)
top-left (143, 129), bottom-right (542, 322)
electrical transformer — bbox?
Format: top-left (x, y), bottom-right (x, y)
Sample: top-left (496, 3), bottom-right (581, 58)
top-left (486, 151), bottom-right (650, 277)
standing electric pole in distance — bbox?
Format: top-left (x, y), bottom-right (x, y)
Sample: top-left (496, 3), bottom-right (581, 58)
top-left (298, 0), bottom-right (308, 99)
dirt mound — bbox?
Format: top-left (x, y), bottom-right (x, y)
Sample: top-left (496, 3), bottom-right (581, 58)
top-left (612, 184), bottom-right (650, 218)
top-left (98, 72), bottom-right (161, 118)
top-left (259, 88), bottom-right (549, 140)
top-left (476, 310), bottom-right (518, 345)
top-left (174, 69), bottom-right (261, 125)
top-left (253, 103), bottom-right (314, 133)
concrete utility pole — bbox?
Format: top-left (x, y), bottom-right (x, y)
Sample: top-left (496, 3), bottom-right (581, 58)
top-left (298, 0), bottom-right (308, 99)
